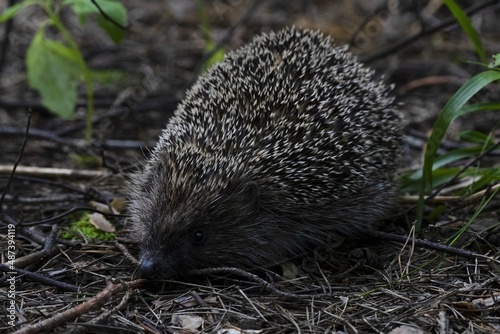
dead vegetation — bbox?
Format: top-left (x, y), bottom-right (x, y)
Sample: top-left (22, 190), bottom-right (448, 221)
top-left (1, 0), bottom-right (500, 333)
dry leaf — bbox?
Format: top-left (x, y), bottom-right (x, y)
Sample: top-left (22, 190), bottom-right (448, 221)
top-left (171, 314), bottom-right (203, 330)
top-left (88, 212), bottom-right (116, 232)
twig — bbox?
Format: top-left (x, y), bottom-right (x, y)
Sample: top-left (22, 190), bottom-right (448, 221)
top-left (0, 97), bottom-right (114, 110)
top-left (0, 174), bottom-right (87, 197)
top-left (72, 290), bottom-right (133, 333)
top-left (0, 165), bottom-right (111, 179)
top-left (398, 75), bottom-right (467, 94)
top-left (8, 249), bottom-right (58, 269)
top-left (0, 264), bottom-right (79, 292)
top-left (20, 206), bottom-right (126, 227)
top-left (0, 95), bottom-right (177, 144)
top-left (0, 96), bottom-right (178, 118)
top-left (190, 290), bottom-right (208, 307)
top-left (0, 125), bottom-right (74, 146)
top-left (191, 267), bottom-right (349, 299)
top-left (360, 0), bottom-right (500, 63)
top-left (11, 225), bottom-right (61, 269)
top-left (20, 225), bottom-right (81, 248)
top-left (0, 127), bottom-right (150, 150)
top-left (53, 96), bottom-right (178, 136)
top-left (44, 225), bottom-right (59, 254)
top-left (406, 128), bottom-right (500, 154)
top-left (0, 110), bottom-right (31, 213)
top-left (401, 183), bottom-right (500, 205)
top-left (426, 141), bottom-right (500, 203)
top-left (115, 241), bottom-right (138, 265)
top-left (238, 288), bottom-right (267, 320)
top-left (13, 279), bottom-right (146, 334)
top-left (369, 230), bottom-right (490, 261)
top-left (1, 193), bottom-right (85, 204)
top-left (0, 174), bottom-right (114, 207)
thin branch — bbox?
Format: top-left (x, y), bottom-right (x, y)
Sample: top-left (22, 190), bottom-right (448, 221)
top-left (0, 126), bottom-right (151, 150)
top-left (426, 141), bottom-right (500, 202)
top-left (0, 264), bottom-right (79, 292)
top-left (0, 110), bottom-right (31, 213)
top-left (13, 279), bottom-right (146, 334)
top-left (20, 206), bottom-right (126, 227)
top-left (0, 165), bottom-right (110, 179)
top-left (191, 267), bottom-right (350, 299)
top-left (369, 230), bottom-right (493, 261)
top-left (360, 0), bottom-right (500, 63)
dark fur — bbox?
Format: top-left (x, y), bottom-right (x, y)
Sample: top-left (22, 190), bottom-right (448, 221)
top-left (129, 28), bottom-right (401, 279)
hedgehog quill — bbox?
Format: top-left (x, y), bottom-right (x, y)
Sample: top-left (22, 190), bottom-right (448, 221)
top-left (129, 27), bottom-right (402, 279)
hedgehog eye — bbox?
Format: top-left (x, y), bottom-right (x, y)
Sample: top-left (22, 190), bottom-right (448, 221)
top-left (192, 229), bottom-right (206, 244)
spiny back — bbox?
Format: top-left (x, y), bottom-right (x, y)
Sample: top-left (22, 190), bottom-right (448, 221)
top-left (130, 27), bottom-right (401, 278)
top-left (151, 27), bottom-right (399, 204)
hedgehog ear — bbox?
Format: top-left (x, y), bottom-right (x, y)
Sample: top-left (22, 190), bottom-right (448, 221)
top-left (240, 181), bottom-right (260, 214)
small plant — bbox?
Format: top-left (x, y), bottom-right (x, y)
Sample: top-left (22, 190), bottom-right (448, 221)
top-left (409, 0), bottom-right (500, 231)
top-left (0, 0), bottom-right (128, 143)
top-left (60, 212), bottom-right (116, 241)
top-left (196, 0), bottom-right (225, 71)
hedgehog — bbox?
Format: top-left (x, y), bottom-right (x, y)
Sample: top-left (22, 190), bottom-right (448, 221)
top-left (129, 27), bottom-right (401, 279)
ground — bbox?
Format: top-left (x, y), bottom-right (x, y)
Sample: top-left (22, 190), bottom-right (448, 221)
top-left (1, 0), bottom-right (500, 333)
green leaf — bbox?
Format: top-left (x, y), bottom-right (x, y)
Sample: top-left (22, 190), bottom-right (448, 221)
top-left (96, 13), bottom-right (126, 44)
top-left (400, 167), bottom-right (462, 193)
top-left (26, 29), bottom-right (82, 119)
top-left (203, 40), bottom-right (225, 70)
top-left (460, 168), bottom-right (500, 195)
top-left (426, 167), bottom-right (462, 190)
top-left (403, 128), bottom-right (497, 195)
top-left (459, 102), bottom-right (500, 113)
top-left (0, 0), bottom-right (40, 22)
top-left (444, 0), bottom-right (486, 62)
top-left (422, 73), bottom-right (500, 182)
top-left (459, 130), bottom-right (495, 145)
top-left (400, 164), bottom-right (498, 194)
top-left (63, 0), bottom-right (100, 24)
top-left (95, 0), bottom-right (127, 43)
top-left (406, 145), bottom-right (493, 183)
top-left (64, 0), bottom-right (127, 43)
top-left (60, 212), bottom-right (115, 241)
top-left (417, 70), bottom-right (500, 229)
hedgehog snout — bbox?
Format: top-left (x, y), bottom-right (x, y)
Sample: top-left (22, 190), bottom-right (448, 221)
top-left (137, 257), bottom-right (158, 279)
top-left (138, 254), bottom-right (176, 279)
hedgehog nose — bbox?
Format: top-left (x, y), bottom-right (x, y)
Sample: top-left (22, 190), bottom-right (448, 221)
top-left (138, 258), bottom-right (158, 279)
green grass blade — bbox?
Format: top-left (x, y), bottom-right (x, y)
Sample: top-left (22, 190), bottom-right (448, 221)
top-left (0, 0), bottom-right (40, 22)
top-left (416, 70), bottom-right (500, 230)
top-left (447, 186), bottom-right (499, 246)
top-left (444, 0), bottom-right (486, 62)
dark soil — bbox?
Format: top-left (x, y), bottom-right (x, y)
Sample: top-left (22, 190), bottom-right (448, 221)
top-left (1, 1), bottom-right (500, 333)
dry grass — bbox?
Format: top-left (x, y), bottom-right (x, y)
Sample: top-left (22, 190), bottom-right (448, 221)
top-left (1, 0), bottom-right (500, 333)
top-left (2, 183), bottom-right (500, 333)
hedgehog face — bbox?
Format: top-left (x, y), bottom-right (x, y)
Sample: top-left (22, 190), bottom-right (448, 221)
top-left (137, 221), bottom-right (212, 279)
top-left (135, 181), bottom-right (273, 279)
